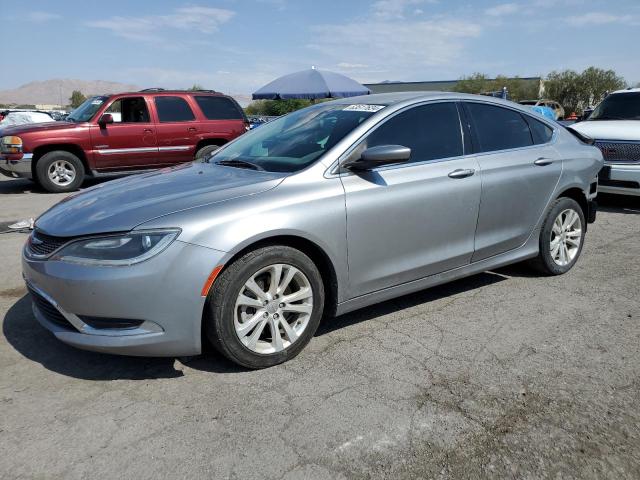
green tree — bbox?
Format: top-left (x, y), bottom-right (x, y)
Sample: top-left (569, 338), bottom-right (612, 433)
top-left (188, 84), bottom-right (205, 91)
top-left (69, 90), bottom-right (86, 108)
top-left (452, 73), bottom-right (490, 95)
top-left (245, 99), bottom-right (313, 116)
top-left (453, 73), bottom-right (539, 101)
top-left (545, 67), bottom-right (626, 114)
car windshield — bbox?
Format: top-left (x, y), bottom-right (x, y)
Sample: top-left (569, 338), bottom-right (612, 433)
top-left (589, 92), bottom-right (640, 121)
top-left (210, 103), bottom-right (382, 172)
top-left (66, 96), bottom-right (108, 123)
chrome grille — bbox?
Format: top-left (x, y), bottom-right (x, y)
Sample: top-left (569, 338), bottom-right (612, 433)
top-left (27, 230), bottom-right (71, 257)
top-left (595, 141), bottom-right (640, 163)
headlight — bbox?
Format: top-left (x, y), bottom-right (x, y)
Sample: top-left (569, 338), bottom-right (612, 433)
top-left (1, 136), bottom-right (23, 154)
top-left (51, 229), bottom-right (180, 266)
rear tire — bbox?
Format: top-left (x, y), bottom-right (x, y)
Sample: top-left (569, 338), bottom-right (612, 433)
top-left (35, 150), bottom-right (85, 193)
top-left (528, 197), bottom-right (585, 275)
top-left (194, 144), bottom-right (220, 162)
top-left (204, 246), bottom-right (325, 369)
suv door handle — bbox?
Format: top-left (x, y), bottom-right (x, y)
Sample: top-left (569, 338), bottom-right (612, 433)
top-left (448, 168), bottom-right (475, 179)
top-left (143, 128), bottom-right (153, 133)
top-left (188, 127), bottom-right (197, 132)
top-left (534, 157), bottom-right (553, 166)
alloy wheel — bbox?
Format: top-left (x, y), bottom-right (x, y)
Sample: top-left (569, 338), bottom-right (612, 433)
top-left (550, 208), bottom-right (582, 266)
top-left (47, 160), bottom-right (76, 186)
top-left (234, 263), bottom-right (313, 354)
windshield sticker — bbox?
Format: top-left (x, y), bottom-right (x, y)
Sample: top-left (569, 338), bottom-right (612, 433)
top-left (343, 104), bottom-right (385, 112)
top-left (91, 100), bottom-right (104, 105)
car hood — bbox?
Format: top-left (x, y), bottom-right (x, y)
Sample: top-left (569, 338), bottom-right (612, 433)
top-left (35, 163), bottom-right (286, 237)
top-left (569, 120), bottom-right (640, 141)
top-left (0, 121), bottom-right (79, 137)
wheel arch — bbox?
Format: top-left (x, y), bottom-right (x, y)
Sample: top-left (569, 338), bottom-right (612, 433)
top-left (556, 186), bottom-right (588, 221)
top-left (31, 144), bottom-right (90, 179)
top-left (195, 138), bottom-right (228, 152)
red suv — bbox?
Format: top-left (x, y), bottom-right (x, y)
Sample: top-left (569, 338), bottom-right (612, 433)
top-left (0, 89), bottom-right (249, 192)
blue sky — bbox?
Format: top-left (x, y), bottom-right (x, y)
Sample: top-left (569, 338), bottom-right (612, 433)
top-left (3, 0), bottom-right (640, 94)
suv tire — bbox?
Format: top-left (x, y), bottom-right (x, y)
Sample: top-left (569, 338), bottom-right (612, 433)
top-left (36, 150), bottom-right (85, 193)
top-left (195, 144), bottom-right (220, 162)
top-left (529, 197), bottom-right (586, 275)
top-left (204, 246), bottom-right (325, 369)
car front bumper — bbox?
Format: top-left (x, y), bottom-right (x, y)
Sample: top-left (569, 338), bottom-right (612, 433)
top-left (599, 163), bottom-right (640, 197)
top-left (0, 153), bottom-right (33, 179)
top-left (22, 239), bottom-right (226, 357)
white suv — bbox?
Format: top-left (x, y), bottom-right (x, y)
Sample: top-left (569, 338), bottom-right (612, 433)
top-left (570, 88), bottom-right (640, 196)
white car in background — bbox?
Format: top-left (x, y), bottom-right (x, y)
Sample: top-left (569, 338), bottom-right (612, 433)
top-left (0, 111), bottom-right (54, 129)
top-left (570, 88), bottom-right (640, 196)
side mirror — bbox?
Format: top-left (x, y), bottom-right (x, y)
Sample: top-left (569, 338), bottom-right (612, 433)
top-left (344, 145), bottom-right (411, 171)
top-left (98, 113), bottom-right (114, 128)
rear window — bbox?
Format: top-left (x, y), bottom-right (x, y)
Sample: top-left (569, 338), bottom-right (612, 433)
top-left (525, 115), bottom-right (554, 144)
top-left (466, 102), bottom-right (533, 152)
top-left (154, 96), bottom-right (195, 122)
top-left (195, 96), bottom-right (243, 120)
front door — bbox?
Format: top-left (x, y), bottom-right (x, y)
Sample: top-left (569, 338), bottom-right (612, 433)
top-left (463, 101), bottom-right (563, 261)
top-left (90, 96), bottom-right (159, 170)
top-left (341, 102), bottom-right (482, 299)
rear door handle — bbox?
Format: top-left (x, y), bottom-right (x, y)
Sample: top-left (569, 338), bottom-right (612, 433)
top-left (188, 127), bottom-right (197, 132)
top-left (534, 157), bottom-right (553, 166)
top-left (143, 128), bottom-right (153, 133)
top-left (448, 168), bottom-right (475, 179)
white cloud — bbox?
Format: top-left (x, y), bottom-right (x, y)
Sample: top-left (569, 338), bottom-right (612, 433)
top-left (87, 6), bottom-right (235, 41)
top-left (484, 3), bottom-right (519, 17)
top-left (309, 18), bottom-right (481, 80)
top-left (372, 0), bottom-right (435, 19)
top-left (567, 12), bottom-right (639, 26)
top-left (337, 63), bottom-right (370, 69)
top-left (27, 11), bottom-right (61, 23)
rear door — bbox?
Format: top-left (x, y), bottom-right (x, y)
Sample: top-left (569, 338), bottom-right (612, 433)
top-left (341, 102), bottom-right (482, 298)
top-left (463, 101), bottom-right (562, 261)
top-left (152, 95), bottom-right (199, 163)
top-left (193, 95), bottom-right (247, 142)
top-left (90, 96), bottom-right (159, 170)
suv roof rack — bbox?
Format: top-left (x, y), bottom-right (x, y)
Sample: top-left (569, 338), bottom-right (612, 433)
top-left (138, 88), bottom-right (220, 94)
top-left (139, 88), bottom-right (166, 92)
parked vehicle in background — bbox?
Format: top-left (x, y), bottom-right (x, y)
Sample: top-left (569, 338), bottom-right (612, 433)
top-left (569, 88), bottom-right (640, 196)
top-left (0, 89), bottom-right (249, 192)
top-left (22, 92), bottom-right (602, 368)
top-left (527, 105), bottom-right (556, 121)
top-left (0, 110), bottom-right (54, 128)
top-left (519, 99), bottom-right (565, 120)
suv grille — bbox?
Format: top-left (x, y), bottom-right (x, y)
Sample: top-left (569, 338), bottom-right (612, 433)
top-left (595, 141), bottom-right (640, 164)
top-left (28, 285), bottom-right (75, 330)
top-left (27, 230), bottom-right (72, 257)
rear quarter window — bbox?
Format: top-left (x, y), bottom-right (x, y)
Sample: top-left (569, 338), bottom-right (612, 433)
top-left (525, 115), bottom-right (554, 144)
top-left (194, 96), bottom-right (243, 120)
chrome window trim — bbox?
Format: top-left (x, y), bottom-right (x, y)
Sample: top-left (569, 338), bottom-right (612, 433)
top-left (96, 147), bottom-right (158, 155)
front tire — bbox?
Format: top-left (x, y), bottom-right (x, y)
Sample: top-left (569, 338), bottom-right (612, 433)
top-left (204, 246), bottom-right (325, 369)
top-left (35, 150), bottom-right (85, 193)
top-left (529, 197), bottom-right (586, 275)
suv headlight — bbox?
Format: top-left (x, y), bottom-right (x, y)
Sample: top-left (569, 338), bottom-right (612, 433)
top-left (51, 229), bottom-right (180, 266)
top-left (1, 136), bottom-right (23, 154)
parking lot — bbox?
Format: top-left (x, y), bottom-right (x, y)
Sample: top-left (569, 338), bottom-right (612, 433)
top-left (1, 175), bottom-right (639, 479)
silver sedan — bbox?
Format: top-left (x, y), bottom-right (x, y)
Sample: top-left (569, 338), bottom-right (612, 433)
top-left (22, 92), bottom-right (603, 368)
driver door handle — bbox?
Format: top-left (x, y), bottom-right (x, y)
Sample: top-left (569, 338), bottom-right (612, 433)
top-left (448, 168), bottom-right (475, 179)
top-left (534, 157), bottom-right (553, 166)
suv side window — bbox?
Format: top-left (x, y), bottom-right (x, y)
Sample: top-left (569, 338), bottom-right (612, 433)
top-left (525, 114), bottom-right (554, 145)
top-left (105, 97), bottom-right (150, 123)
top-left (364, 102), bottom-right (463, 164)
top-left (194, 96), bottom-right (243, 120)
top-left (154, 96), bottom-right (195, 122)
top-left (466, 102), bottom-right (533, 152)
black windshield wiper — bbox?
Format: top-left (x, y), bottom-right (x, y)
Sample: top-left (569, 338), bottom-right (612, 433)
top-left (215, 159), bottom-right (265, 171)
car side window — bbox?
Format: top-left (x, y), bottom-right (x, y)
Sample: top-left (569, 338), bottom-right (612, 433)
top-left (105, 97), bottom-right (150, 123)
top-left (525, 114), bottom-right (554, 145)
top-left (363, 102), bottom-right (463, 163)
top-left (194, 96), bottom-right (243, 120)
top-left (154, 96), bottom-right (196, 122)
top-left (466, 102), bottom-right (533, 152)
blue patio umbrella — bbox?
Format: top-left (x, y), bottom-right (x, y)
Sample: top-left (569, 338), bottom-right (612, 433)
top-left (252, 67), bottom-right (371, 100)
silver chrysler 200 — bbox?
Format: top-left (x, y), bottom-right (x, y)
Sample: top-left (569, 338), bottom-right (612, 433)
top-left (23, 92), bottom-right (603, 368)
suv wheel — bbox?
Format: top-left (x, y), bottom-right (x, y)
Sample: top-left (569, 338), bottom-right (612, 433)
top-left (204, 246), bottom-right (325, 369)
top-left (36, 151), bottom-right (85, 193)
top-left (529, 197), bottom-right (586, 275)
top-left (194, 145), bottom-right (220, 162)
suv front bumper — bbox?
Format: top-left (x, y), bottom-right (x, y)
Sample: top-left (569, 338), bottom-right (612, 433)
top-left (0, 153), bottom-right (33, 179)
